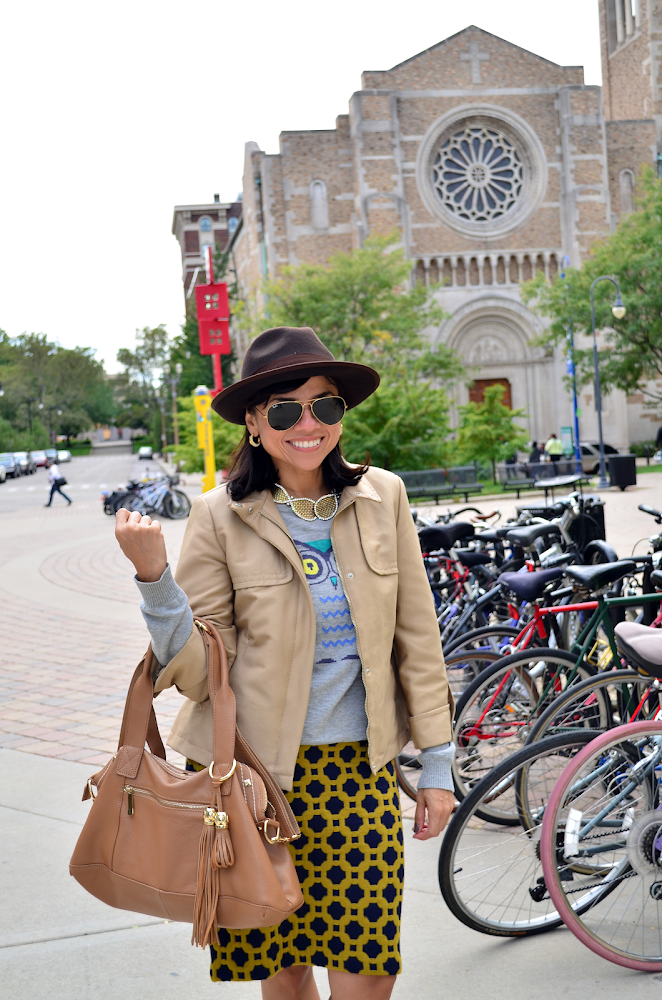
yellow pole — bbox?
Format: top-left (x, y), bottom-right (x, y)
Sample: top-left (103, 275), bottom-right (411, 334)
top-left (194, 385), bottom-right (216, 493)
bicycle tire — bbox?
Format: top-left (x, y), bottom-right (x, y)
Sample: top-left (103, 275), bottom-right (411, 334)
top-left (525, 668), bottom-right (649, 745)
top-left (540, 721), bottom-right (662, 971)
top-left (438, 731), bottom-right (597, 937)
top-left (164, 489), bottom-right (191, 519)
top-left (443, 624), bottom-right (522, 658)
top-left (452, 648), bottom-right (595, 823)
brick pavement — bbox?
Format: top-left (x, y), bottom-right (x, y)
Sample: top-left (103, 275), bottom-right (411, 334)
top-left (0, 504), bottom-right (188, 769)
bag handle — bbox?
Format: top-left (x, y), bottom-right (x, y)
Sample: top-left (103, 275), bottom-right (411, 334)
top-left (194, 620), bottom-right (236, 783)
top-left (195, 618), bottom-right (300, 842)
top-left (115, 648), bottom-right (166, 777)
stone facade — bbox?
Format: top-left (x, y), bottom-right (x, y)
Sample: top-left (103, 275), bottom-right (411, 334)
top-left (171, 196), bottom-right (242, 299)
top-left (222, 23), bottom-right (659, 447)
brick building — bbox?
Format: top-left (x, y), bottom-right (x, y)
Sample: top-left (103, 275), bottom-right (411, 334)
top-left (171, 194), bottom-right (242, 299)
top-left (189, 15), bottom-right (660, 446)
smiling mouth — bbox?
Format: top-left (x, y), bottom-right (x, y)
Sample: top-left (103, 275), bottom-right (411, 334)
top-left (289, 439), bottom-right (322, 450)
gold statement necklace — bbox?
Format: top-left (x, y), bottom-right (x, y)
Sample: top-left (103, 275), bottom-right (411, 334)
top-left (273, 483), bottom-right (339, 521)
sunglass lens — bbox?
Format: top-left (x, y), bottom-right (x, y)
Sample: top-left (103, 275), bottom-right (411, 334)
top-left (267, 401), bottom-right (303, 430)
top-left (311, 397), bottom-right (346, 425)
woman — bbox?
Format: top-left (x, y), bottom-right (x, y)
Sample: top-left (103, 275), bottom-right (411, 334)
top-left (116, 326), bottom-right (455, 999)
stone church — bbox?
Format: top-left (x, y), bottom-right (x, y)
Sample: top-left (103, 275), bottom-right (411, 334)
top-left (178, 8), bottom-right (660, 447)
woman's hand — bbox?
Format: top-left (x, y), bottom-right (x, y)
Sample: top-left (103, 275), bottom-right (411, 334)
top-left (115, 508), bottom-right (168, 583)
top-left (413, 788), bottom-right (455, 840)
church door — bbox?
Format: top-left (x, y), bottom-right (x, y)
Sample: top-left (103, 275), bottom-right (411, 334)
top-left (469, 378), bottom-right (512, 409)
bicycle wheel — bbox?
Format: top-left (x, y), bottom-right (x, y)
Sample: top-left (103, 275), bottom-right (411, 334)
top-left (443, 649), bottom-right (504, 709)
top-left (540, 721), bottom-right (662, 971)
top-left (394, 744), bottom-right (423, 801)
top-left (453, 649), bottom-right (595, 823)
top-left (164, 489), bottom-right (191, 519)
top-left (438, 731), bottom-right (597, 936)
top-left (443, 624), bottom-right (522, 658)
top-left (526, 669), bottom-right (653, 745)
top-left (122, 493), bottom-right (148, 515)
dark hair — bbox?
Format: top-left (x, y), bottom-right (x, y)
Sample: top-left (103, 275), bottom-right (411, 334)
top-left (226, 378), bottom-right (369, 501)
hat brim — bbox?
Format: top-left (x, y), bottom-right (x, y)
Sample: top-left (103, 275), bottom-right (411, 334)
top-left (211, 359), bottom-right (380, 424)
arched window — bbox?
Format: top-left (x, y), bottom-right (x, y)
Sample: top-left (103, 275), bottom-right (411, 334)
top-left (200, 216), bottom-right (212, 232)
top-left (309, 180), bottom-right (329, 231)
top-left (228, 216), bottom-right (239, 234)
top-left (619, 170), bottom-right (635, 215)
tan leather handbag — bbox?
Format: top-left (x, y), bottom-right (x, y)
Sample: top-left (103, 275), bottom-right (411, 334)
top-left (70, 618), bottom-right (303, 947)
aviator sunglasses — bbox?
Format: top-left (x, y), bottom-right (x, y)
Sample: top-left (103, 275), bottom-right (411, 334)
top-left (263, 395), bottom-right (347, 431)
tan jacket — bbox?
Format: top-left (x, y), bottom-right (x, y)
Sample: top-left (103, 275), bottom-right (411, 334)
top-left (156, 466), bottom-right (453, 790)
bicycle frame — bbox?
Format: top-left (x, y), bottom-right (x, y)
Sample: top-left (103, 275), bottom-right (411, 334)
top-left (459, 592), bottom-right (662, 743)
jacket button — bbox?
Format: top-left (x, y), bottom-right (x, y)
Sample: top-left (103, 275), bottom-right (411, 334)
top-left (365, 668), bottom-right (370, 675)
top-left (356, 491), bottom-right (362, 496)
top-left (248, 507), bottom-right (253, 513)
top-left (347, 572), bottom-right (354, 579)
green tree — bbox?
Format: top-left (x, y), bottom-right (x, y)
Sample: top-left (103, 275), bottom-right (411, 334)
top-left (259, 235), bottom-right (465, 470)
top-left (521, 167), bottom-right (662, 408)
top-left (456, 384), bottom-right (529, 482)
top-left (115, 326), bottom-right (170, 437)
top-left (0, 331), bottom-right (113, 444)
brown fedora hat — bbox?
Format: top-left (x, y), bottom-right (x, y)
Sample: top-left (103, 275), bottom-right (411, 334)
top-left (212, 326), bottom-right (380, 425)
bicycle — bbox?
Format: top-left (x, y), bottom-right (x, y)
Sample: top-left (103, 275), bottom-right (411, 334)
top-left (123, 476), bottom-right (191, 519)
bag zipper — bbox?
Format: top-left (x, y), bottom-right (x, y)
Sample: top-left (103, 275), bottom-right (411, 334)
top-left (123, 785), bottom-right (208, 816)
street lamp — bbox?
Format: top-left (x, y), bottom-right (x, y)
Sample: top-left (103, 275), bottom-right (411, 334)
top-left (590, 275), bottom-right (626, 489)
top-left (163, 362), bottom-right (183, 446)
top-left (560, 256), bottom-right (582, 475)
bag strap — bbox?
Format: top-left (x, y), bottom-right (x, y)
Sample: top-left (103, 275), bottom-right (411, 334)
top-left (193, 619), bottom-right (236, 782)
top-left (194, 618), bottom-right (300, 842)
top-left (115, 647), bottom-right (166, 778)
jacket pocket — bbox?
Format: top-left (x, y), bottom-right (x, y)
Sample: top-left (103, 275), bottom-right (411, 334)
top-left (231, 551), bottom-right (294, 589)
top-left (355, 503), bottom-right (399, 575)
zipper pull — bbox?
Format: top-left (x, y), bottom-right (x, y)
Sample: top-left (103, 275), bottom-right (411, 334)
top-left (125, 786), bottom-right (134, 816)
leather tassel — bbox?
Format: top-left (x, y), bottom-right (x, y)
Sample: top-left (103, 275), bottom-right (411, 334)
top-left (212, 822), bottom-right (234, 869)
top-left (192, 806), bottom-right (220, 948)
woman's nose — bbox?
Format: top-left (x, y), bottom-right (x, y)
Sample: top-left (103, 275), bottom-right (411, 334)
top-left (297, 404), bottom-right (320, 432)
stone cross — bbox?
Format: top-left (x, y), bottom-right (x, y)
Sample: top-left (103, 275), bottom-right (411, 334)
top-left (461, 40), bottom-right (490, 84)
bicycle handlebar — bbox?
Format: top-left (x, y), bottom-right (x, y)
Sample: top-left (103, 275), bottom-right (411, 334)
top-left (638, 503), bottom-right (662, 523)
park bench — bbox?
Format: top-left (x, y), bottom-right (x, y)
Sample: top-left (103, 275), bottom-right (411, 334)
top-left (497, 463), bottom-right (537, 498)
top-left (498, 459), bottom-right (590, 499)
top-left (398, 466), bottom-right (483, 504)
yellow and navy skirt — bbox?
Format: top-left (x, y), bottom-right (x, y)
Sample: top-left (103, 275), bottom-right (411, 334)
top-left (187, 741), bottom-right (403, 981)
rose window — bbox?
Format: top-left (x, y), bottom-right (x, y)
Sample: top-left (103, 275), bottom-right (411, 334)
top-left (431, 125), bottom-right (523, 223)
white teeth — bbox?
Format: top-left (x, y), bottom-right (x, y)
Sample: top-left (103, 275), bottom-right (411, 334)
top-left (290, 439), bottom-right (321, 449)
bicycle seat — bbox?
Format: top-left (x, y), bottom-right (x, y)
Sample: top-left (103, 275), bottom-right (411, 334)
top-left (475, 529), bottom-right (505, 543)
top-left (498, 568), bottom-right (563, 602)
top-left (505, 523), bottom-right (561, 548)
top-left (614, 621), bottom-right (662, 679)
top-left (651, 569), bottom-right (662, 590)
top-left (454, 548), bottom-right (492, 568)
top-left (564, 560), bottom-right (636, 592)
top-left (418, 522), bottom-right (474, 551)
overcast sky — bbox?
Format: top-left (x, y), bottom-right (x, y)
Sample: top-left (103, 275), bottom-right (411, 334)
top-left (0, 0), bottom-right (602, 373)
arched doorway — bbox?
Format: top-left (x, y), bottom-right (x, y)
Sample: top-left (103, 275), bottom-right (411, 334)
top-left (469, 378), bottom-right (512, 409)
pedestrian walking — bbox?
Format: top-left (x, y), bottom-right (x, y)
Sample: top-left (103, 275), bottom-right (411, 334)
top-left (544, 432), bottom-right (564, 463)
top-left (44, 460), bottom-right (72, 506)
top-left (655, 424), bottom-right (662, 452)
top-left (115, 326), bottom-right (455, 999)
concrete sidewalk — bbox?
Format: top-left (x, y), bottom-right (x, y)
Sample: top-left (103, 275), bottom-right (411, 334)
top-left (0, 746), bottom-right (652, 1000)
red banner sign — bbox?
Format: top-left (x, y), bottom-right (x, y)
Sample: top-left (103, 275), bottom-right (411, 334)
top-left (195, 282), bottom-right (230, 356)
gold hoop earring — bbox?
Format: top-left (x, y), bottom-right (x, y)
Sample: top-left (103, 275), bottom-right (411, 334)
top-left (248, 433), bottom-right (261, 448)
top-left (339, 425), bottom-right (344, 436)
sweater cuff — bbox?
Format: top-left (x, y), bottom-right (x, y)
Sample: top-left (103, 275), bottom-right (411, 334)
top-left (418, 742), bottom-right (455, 792)
top-left (134, 563), bottom-right (183, 607)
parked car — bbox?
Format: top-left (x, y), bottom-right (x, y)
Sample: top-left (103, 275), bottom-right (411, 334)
top-left (57, 449), bottom-right (72, 463)
top-left (0, 452), bottom-right (19, 478)
top-left (580, 441), bottom-right (620, 475)
top-left (0, 463), bottom-right (6, 484)
top-left (31, 450), bottom-right (48, 467)
top-left (13, 451), bottom-right (37, 475)
top-left (45, 448), bottom-right (58, 466)
top-left (137, 445), bottom-right (153, 460)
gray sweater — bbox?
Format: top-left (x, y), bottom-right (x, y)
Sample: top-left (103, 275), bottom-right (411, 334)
top-left (136, 525), bottom-right (454, 792)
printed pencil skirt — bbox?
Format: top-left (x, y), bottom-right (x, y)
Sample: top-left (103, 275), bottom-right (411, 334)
top-left (186, 740), bottom-right (404, 981)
